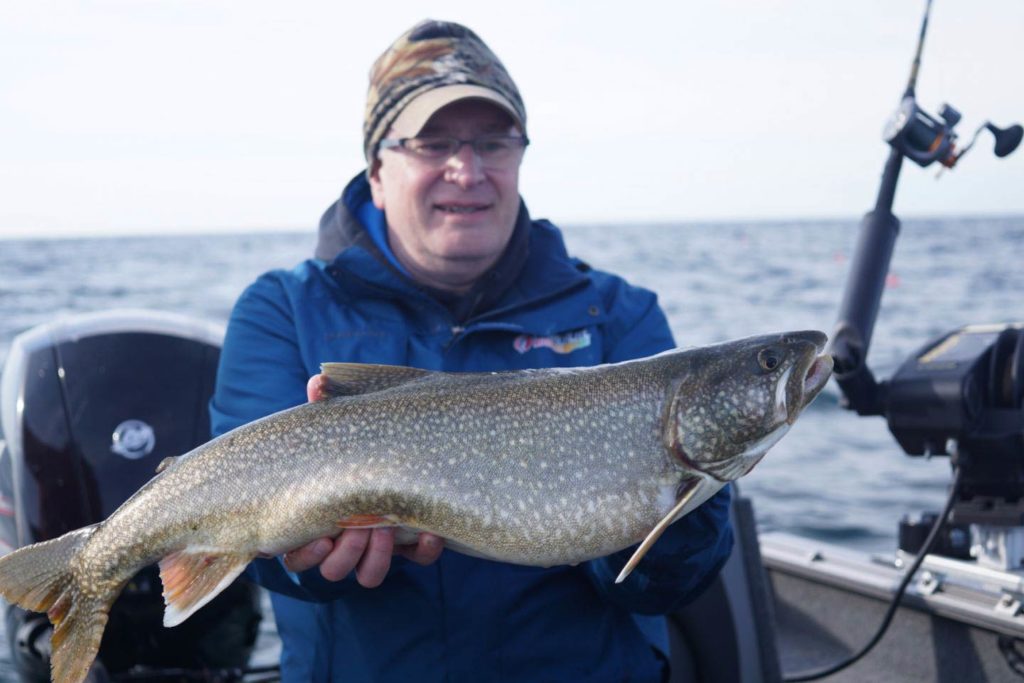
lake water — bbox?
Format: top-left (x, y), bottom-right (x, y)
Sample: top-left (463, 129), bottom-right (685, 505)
top-left (1, 215), bottom-right (1022, 678)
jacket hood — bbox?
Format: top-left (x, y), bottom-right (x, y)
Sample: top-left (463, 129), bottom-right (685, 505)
top-left (314, 173), bottom-right (386, 263)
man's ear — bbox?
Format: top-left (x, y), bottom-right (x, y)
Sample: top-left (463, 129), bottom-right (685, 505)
top-left (368, 158), bottom-right (385, 210)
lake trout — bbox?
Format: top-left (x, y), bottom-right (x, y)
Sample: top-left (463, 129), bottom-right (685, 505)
top-left (0, 330), bottom-right (831, 683)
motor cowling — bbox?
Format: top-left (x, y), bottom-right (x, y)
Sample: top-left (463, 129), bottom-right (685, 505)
top-left (0, 309), bottom-right (261, 681)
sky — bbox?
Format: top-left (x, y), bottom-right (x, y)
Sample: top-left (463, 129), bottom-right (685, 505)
top-left (2, 0), bottom-right (1023, 238)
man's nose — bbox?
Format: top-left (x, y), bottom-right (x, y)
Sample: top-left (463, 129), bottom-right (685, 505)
top-left (444, 143), bottom-right (486, 187)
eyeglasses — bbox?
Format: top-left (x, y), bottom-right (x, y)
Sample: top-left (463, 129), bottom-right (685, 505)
top-left (378, 135), bottom-right (530, 166)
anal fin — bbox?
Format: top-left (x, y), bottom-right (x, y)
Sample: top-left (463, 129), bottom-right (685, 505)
top-left (159, 549), bottom-right (253, 627)
top-left (337, 516), bottom-right (423, 546)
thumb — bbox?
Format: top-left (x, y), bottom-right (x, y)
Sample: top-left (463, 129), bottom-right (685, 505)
top-left (307, 374), bottom-right (331, 403)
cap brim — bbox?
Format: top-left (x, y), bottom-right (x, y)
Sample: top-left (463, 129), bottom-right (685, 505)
top-left (390, 84), bottom-right (523, 136)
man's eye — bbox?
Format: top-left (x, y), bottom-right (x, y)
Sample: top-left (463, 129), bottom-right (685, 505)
top-left (413, 139), bottom-right (453, 155)
top-left (477, 138), bottom-right (511, 154)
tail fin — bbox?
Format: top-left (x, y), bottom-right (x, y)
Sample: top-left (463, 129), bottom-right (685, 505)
top-left (0, 525), bottom-right (114, 683)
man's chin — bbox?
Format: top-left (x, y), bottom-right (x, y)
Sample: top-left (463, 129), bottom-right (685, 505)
top-left (431, 226), bottom-right (504, 259)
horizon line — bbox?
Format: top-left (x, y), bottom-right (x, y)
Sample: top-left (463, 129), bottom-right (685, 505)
top-left (3, 211), bottom-right (1023, 242)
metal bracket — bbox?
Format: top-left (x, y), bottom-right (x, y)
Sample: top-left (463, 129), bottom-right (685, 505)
top-left (917, 570), bottom-right (943, 596)
top-left (996, 592), bottom-right (1024, 617)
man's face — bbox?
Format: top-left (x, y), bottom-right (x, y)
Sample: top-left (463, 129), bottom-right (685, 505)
top-left (369, 99), bottom-right (523, 293)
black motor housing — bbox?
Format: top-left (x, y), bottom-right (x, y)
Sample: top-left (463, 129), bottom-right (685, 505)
top-left (0, 310), bottom-right (261, 681)
top-left (885, 323), bottom-right (1024, 524)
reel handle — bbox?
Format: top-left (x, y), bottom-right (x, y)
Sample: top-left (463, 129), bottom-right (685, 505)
top-left (986, 122), bottom-right (1024, 158)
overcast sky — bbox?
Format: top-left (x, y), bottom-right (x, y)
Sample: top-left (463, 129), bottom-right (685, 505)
top-left (2, 0), bottom-right (1022, 238)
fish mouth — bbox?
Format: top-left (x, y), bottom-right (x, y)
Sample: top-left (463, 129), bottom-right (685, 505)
top-left (802, 354), bottom-right (833, 402)
top-left (776, 331), bottom-right (833, 424)
top-left (792, 333), bottom-right (833, 420)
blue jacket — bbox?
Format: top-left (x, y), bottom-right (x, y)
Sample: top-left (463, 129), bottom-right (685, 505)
top-left (210, 174), bottom-right (733, 683)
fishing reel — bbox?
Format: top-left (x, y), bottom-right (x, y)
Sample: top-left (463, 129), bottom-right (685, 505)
top-left (883, 95), bottom-right (1023, 168)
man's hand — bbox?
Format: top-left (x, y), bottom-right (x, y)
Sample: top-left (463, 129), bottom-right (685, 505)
top-left (279, 374), bottom-right (444, 588)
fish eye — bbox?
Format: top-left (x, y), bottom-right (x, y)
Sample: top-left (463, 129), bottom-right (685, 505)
top-left (757, 347), bottom-right (782, 372)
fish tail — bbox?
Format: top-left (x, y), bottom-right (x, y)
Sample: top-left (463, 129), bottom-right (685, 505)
top-left (0, 524), bottom-right (113, 683)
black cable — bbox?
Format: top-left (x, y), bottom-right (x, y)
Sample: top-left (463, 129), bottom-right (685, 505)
top-left (113, 663), bottom-right (281, 682)
top-left (783, 466), bottom-right (963, 682)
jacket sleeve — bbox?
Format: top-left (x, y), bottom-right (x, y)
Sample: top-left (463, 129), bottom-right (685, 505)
top-left (585, 276), bottom-right (734, 614)
top-left (210, 272), bottom-right (310, 437)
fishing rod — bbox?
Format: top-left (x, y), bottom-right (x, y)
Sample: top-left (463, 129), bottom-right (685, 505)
top-left (830, 0), bottom-right (1022, 414)
top-left (787, 0), bottom-right (1023, 680)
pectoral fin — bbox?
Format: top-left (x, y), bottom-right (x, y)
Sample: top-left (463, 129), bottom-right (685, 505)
top-left (159, 549), bottom-right (254, 627)
top-left (614, 479), bottom-right (707, 584)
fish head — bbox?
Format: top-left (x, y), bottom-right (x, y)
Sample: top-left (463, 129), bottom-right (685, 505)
top-left (664, 330), bottom-right (833, 482)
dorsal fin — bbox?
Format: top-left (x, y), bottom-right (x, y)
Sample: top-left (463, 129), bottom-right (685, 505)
top-left (319, 362), bottom-right (434, 397)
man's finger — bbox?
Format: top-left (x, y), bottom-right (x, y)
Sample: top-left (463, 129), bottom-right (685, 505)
top-left (395, 533), bottom-right (444, 566)
top-left (307, 374), bottom-right (331, 403)
top-left (320, 528), bottom-right (372, 581)
top-left (355, 528), bottom-right (396, 588)
top-left (282, 538), bottom-right (333, 573)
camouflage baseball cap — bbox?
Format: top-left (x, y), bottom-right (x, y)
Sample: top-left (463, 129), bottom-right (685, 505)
top-left (363, 20), bottom-right (526, 163)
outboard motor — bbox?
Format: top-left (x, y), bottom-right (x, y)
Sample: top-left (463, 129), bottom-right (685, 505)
top-left (0, 310), bottom-right (262, 682)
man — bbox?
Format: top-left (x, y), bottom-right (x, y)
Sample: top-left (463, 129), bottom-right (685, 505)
top-left (211, 19), bottom-right (733, 682)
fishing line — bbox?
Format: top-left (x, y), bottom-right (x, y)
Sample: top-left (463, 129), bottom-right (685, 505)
top-left (782, 465), bottom-right (963, 682)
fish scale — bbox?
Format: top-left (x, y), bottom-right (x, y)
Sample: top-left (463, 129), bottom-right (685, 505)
top-left (0, 330), bottom-right (832, 683)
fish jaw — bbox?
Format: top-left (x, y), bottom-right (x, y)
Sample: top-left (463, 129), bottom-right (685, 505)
top-left (781, 330), bottom-right (832, 425)
top-left (795, 353), bottom-right (833, 420)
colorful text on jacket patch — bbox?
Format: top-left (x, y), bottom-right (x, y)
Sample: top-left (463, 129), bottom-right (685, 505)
top-left (513, 329), bottom-right (592, 355)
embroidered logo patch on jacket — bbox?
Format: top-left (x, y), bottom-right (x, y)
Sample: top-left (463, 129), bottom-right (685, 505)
top-left (513, 329), bottom-right (592, 355)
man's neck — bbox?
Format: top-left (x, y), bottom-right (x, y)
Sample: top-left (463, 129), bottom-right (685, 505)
top-left (396, 254), bottom-right (498, 295)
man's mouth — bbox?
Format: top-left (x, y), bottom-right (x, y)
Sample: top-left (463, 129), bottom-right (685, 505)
top-left (435, 203), bottom-right (490, 214)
